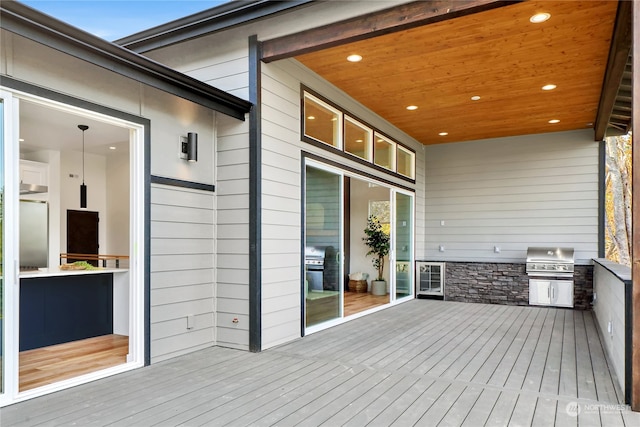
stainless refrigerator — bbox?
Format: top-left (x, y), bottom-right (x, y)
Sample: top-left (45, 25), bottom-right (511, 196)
top-left (20, 200), bottom-right (49, 268)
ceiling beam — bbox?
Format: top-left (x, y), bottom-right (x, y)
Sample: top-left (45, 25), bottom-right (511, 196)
top-left (594, 0), bottom-right (632, 141)
top-left (261, 0), bottom-right (518, 63)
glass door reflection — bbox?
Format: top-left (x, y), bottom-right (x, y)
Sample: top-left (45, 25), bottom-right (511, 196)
top-left (305, 165), bottom-right (342, 327)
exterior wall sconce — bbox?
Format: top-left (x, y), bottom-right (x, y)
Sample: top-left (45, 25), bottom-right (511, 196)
top-left (180, 132), bottom-right (198, 162)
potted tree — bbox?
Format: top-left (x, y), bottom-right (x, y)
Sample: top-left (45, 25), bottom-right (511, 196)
top-left (363, 216), bottom-right (390, 295)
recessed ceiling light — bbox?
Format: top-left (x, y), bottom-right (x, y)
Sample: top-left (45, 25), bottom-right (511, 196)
top-left (530, 12), bottom-right (550, 23)
top-left (355, 139), bottom-right (363, 143)
top-left (471, 96), bottom-right (481, 101)
top-left (347, 54), bottom-right (362, 62)
top-left (19, 138), bottom-right (25, 142)
top-left (406, 105), bottom-right (418, 111)
top-left (439, 132), bottom-right (448, 136)
top-left (542, 84), bottom-right (557, 91)
top-left (586, 122), bottom-right (594, 127)
top-left (307, 116), bottom-right (315, 120)
top-left (548, 119), bottom-right (560, 124)
top-left (109, 146), bottom-right (117, 150)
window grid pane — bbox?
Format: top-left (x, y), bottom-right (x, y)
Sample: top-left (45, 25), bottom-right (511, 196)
top-left (344, 118), bottom-right (372, 161)
top-left (304, 95), bottom-right (341, 149)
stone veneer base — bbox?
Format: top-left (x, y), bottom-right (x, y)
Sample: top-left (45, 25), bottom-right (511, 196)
top-left (440, 261), bottom-right (593, 310)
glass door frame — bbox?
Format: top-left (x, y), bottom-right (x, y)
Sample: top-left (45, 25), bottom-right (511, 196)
top-left (304, 159), bottom-right (345, 334)
top-left (0, 87), bottom-right (146, 406)
top-left (303, 158), bottom-right (415, 335)
top-left (0, 90), bottom-right (19, 406)
top-left (390, 189), bottom-right (415, 301)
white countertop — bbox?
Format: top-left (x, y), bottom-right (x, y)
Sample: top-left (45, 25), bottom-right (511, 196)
top-left (19, 267), bottom-right (129, 279)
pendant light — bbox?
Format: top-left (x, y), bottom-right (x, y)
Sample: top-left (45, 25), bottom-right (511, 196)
top-left (78, 124), bottom-right (89, 208)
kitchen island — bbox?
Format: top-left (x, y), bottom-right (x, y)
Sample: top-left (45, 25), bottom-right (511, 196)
top-left (19, 268), bottom-right (129, 351)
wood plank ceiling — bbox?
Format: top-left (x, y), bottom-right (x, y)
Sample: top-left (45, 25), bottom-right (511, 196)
top-left (292, 0), bottom-right (619, 145)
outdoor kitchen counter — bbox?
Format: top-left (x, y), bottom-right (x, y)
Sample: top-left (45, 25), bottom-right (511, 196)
top-left (19, 269), bottom-right (129, 351)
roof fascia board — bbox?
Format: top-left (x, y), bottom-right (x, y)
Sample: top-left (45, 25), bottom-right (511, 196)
top-left (117, 0), bottom-right (315, 54)
top-left (261, 0), bottom-right (519, 63)
top-left (0, 1), bottom-right (252, 120)
top-left (594, 0), bottom-right (632, 141)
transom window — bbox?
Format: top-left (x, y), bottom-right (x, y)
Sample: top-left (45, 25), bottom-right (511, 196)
top-left (302, 89), bottom-right (415, 180)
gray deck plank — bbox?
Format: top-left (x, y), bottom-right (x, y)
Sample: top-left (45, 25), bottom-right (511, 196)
top-left (376, 302), bottom-right (488, 372)
top-left (8, 347), bottom-right (256, 426)
top-left (191, 363), bottom-right (366, 426)
top-left (539, 309), bottom-right (564, 395)
top-left (113, 358), bottom-right (322, 426)
top-left (483, 391), bottom-right (519, 426)
top-left (469, 307), bottom-right (530, 384)
top-left (459, 387), bottom-right (501, 427)
top-left (439, 306), bottom-right (512, 380)
top-left (454, 306), bottom-right (523, 382)
top-left (398, 303), bottom-right (496, 374)
top-left (413, 382), bottom-right (467, 426)
top-left (436, 385), bottom-right (484, 426)
top-left (317, 373), bottom-right (405, 426)
top-left (388, 380), bottom-right (452, 426)
top-left (573, 310), bottom-right (598, 401)
top-left (259, 370), bottom-right (379, 427)
top-left (530, 397), bottom-right (558, 427)
top-left (61, 352), bottom-right (298, 426)
top-left (507, 394), bottom-right (537, 427)
top-left (599, 408), bottom-right (625, 426)
top-left (363, 377), bottom-right (436, 427)
top-left (426, 305), bottom-right (510, 378)
top-left (486, 307), bottom-right (539, 387)
top-left (521, 308), bottom-right (556, 392)
top-left (341, 375), bottom-right (421, 426)
top-left (553, 399), bottom-right (578, 427)
top-left (558, 308), bottom-right (578, 398)
top-left (3, 300), bottom-right (637, 427)
top-left (502, 308), bottom-right (548, 390)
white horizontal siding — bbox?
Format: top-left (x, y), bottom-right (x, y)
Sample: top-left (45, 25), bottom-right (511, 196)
top-left (216, 113), bottom-right (251, 350)
top-left (150, 184), bottom-right (215, 363)
top-left (424, 130), bottom-right (599, 264)
top-left (259, 59), bottom-right (425, 349)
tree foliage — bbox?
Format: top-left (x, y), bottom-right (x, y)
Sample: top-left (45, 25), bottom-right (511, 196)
top-left (605, 132), bottom-right (632, 266)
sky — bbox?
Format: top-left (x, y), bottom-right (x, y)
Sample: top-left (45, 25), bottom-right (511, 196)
top-left (21, 1), bottom-right (229, 41)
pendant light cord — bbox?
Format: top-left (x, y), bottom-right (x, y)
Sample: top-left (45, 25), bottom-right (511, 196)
top-left (82, 130), bottom-right (85, 184)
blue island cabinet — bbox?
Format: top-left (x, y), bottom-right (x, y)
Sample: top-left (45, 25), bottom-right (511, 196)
top-left (20, 273), bottom-right (114, 351)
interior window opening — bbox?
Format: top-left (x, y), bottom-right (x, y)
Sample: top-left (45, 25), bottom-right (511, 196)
top-left (3, 94), bottom-right (144, 399)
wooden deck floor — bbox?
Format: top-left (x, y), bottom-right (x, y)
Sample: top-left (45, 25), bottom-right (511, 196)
top-left (2, 300), bottom-right (639, 426)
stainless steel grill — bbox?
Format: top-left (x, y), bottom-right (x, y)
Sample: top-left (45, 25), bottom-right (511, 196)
top-left (525, 247), bottom-right (575, 278)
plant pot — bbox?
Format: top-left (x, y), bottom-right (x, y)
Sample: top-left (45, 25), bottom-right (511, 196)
top-left (371, 280), bottom-right (386, 296)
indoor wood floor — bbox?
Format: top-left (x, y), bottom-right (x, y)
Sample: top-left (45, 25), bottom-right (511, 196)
top-left (4, 301), bottom-right (639, 426)
top-left (343, 290), bottom-right (389, 317)
top-left (19, 334), bottom-right (128, 391)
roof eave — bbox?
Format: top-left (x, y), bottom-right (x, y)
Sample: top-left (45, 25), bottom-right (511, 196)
top-left (0, 1), bottom-right (252, 120)
top-left (116, 0), bottom-right (316, 54)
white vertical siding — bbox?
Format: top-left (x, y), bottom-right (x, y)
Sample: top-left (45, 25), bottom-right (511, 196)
top-left (216, 113), bottom-right (251, 350)
top-left (150, 184), bottom-right (215, 363)
top-left (424, 130), bottom-right (599, 264)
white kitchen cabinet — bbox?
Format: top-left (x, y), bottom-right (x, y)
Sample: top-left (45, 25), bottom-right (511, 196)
top-left (20, 159), bottom-right (49, 186)
top-left (529, 279), bottom-right (573, 308)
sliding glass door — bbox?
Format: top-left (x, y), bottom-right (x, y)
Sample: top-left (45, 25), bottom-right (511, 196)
top-left (304, 165), bottom-right (343, 328)
top-left (303, 159), bottom-right (414, 333)
top-left (394, 191), bottom-right (413, 299)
